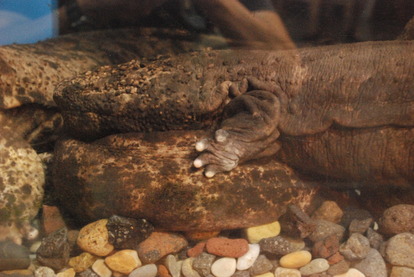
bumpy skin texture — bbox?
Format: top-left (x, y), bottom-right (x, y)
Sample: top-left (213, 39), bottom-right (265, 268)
top-left (52, 130), bottom-right (318, 230)
top-left (0, 28), bottom-right (225, 109)
top-left (0, 28), bottom-right (227, 240)
top-left (0, 127), bottom-right (44, 244)
top-left (0, 106), bottom-right (63, 152)
top-left (56, 40), bottom-right (414, 186)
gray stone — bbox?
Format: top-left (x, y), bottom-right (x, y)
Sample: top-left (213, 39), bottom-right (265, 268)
top-left (339, 233), bottom-right (370, 261)
top-left (379, 204), bottom-right (414, 235)
top-left (385, 232), bottom-right (414, 267)
top-left (249, 255), bottom-right (273, 276)
top-left (165, 255), bottom-right (182, 277)
top-left (193, 252), bottom-right (216, 277)
top-left (354, 248), bottom-right (387, 277)
top-left (366, 228), bottom-right (383, 249)
top-left (299, 258), bottom-right (329, 276)
top-left (308, 220), bottom-right (345, 243)
top-left (349, 218), bottom-right (373, 234)
top-left (259, 236), bottom-right (305, 256)
top-left (0, 241), bottom-right (30, 271)
top-left (129, 264), bottom-right (157, 277)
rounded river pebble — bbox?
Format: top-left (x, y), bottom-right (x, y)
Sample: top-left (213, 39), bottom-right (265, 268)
top-left (77, 219), bottom-right (114, 257)
top-left (299, 258), bottom-right (329, 275)
top-left (279, 250), bottom-right (312, 269)
top-left (182, 257), bottom-right (201, 277)
top-left (274, 267), bottom-right (301, 277)
top-left (333, 268), bottom-right (366, 277)
top-left (312, 200), bottom-right (344, 223)
top-left (211, 257), bottom-right (236, 277)
top-left (259, 236), bottom-right (305, 256)
top-left (249, 254), bottom-right (273, 275)
top-left (193, 252), bottom-right (216, 277)
top-left (245, 221), bottom-right (281, 243)
top-left (165, 254), bottom-right (183, 277)
top-left (104, 249), bottom-right (141, 274)
top-left (379, 204), bottom-right (414, 235)
top-left (385, 232), bottom-right (414, 268)
top-left (34, 266), bottom-right (56, 277)
top-left (129, 264), bottom-right (158, 277)
top-left (339, 233), bottom-right (370, 261)
top-left (92, 259), bottom-right (112, 277)
top-left (236, 244), bottom-right (260, 270)
top-left (354, 248), bottom-right (386, 277)
top-left (68, 252), bottom-right (97, 273)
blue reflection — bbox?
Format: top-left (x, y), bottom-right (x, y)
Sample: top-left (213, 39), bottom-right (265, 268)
top-left (0, 0), bottom-right (57, 45)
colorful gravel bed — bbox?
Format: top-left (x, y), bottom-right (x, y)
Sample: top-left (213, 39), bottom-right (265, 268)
top-left (1, 203), bottom-right (414, 277)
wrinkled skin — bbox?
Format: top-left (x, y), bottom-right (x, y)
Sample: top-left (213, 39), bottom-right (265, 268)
top-left (52, 130), bottom-right (319, 230)
top-left (0, 28), bottom-right (229, 241)
top-left (0, 27), bottom-right (226, 109)
top-left (56, 40), bottom-right (414, 187)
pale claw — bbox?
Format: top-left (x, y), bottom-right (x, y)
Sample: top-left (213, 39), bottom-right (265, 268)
top-left (195, 139), bottom-right (209, 152)
top-left (205, 170), bottom-right (216, 178)
top-left (193, 158), bottom-right (204, 168)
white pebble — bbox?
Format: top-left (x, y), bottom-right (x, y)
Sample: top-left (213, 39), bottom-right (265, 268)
top-left (34, 266), bottom-right (56, 277)
top-left (211, 257), bottom-right (236, 277)
top-left (129, 264), bottom-right (157, 277)
top-left (333, 268), bottom-right (366, 277)
top-left (237, 244), bottom-right (260, 270)
top-left (274, 267), bottom-right (301, 277)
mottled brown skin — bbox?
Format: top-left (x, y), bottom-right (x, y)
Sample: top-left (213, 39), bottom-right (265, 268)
top-left (0, 106), bottom-right (63, 152)
top-left (55, 40), bottom-right (414, 186)
top-left (277, 126), bottom-right (414, 187)
top-left (0, 28), bottom-right (229, 241)
top-left (0, 27), bottom-right (226, 109)
top-left (52, 130), bottom-right (318, 230)
top-left (0, 126), bottom-right (44, 244)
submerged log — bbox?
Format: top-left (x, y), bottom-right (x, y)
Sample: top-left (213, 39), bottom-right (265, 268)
top-left (0, 28), bottom-right (226, 109)
top-left (52, 130), bottom-right (319, 231)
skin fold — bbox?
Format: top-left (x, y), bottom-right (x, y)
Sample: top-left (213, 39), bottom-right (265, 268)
top-left (55, 40), bottom-right (414, 186)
